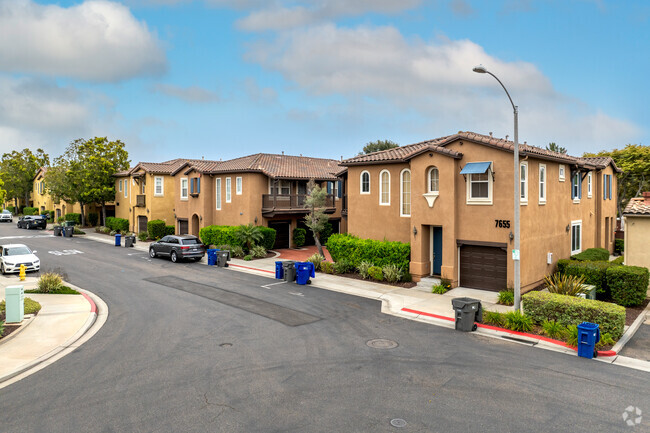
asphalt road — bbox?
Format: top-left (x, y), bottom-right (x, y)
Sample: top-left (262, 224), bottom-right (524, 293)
top-left (0, 224), bottom-right (648, 432)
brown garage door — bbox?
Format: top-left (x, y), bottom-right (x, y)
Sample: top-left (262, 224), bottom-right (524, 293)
top-left (178, 219), bottom-right (188, 235)
top-left (268, 221), bottom-right (290, 249)
top-left (459, 245), bottom-right (507, 292)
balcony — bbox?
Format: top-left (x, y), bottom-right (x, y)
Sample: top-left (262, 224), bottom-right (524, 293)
top-left (136, 195), bottom-right (146, 207)
top-left (262, 194), bottom-right (336, 217)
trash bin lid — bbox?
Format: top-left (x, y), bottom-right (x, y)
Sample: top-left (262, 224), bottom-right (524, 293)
top-left (577, 322), bottom-right (599, 331)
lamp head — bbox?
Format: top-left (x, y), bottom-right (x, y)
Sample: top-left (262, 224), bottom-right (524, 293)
top-left (473, 65), bottom-right (487, 74)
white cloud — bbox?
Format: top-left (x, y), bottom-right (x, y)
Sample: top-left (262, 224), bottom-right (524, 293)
top-left (243, 78), bottom-right (278, 103)
top-left (0, 0), bottom-right (166, 82)
top-left (152, 83), bottom-right (219, 103)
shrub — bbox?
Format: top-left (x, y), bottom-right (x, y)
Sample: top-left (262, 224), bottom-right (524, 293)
top-left (73, 228), bottom-right (85, 235)
top-left (357, 261), bottom-right (373, 279)
top-left (432, 284), bottom-right (448, 295)
top-left (87, 212), bottom-right (99, 226)
top-left (333, 259), bottom-right (353, 274)
top-left (541, 320), bottom-right (566, 339)
top-left (440, 278), bottom-right (452, 290)
top-left (47, 210), bottom-right (55, 222)
top-left (522, 291), bottom-right (625, 340)
top-left (326, 233), bottom-right (410, 270)
top-left (607, 265), bottom-right (649, 307)
top-left (596, 332), bottom-right (616, 349)
top-left (293, 227), bottom-right (306, 247)
top-left (37, 272), bottom-right (63, 293)
top-left (6, 206), bottom-right (15, 213)
top-left (498, 290), bottom-right (514, 306)
top-left (611, 256), bottom-right (624, 265)
top-left (147, 219), bottom-right (166, 240)
top-left (402, 272), bottom-right (412, 283)
top-left (382, 264), bottom-right (403, 283)
top-left (24, 298), bottom-right (42, 315)
top-left (320, 261), bottom-right (334, 274)
top-left (57, 216), bottom-right (65, 223)
top-left (102, 227), bottom-right (111, 234)
top-left (105, 217), bottom-right (129, 233)
top-left (504, 311), bottom-right (533, 332)
top-left (306, 253), bottom-right (325, 271)
top-left (483, 310), bottom-right (506, 327)
top-left (614, 239), bottom-right (624, 255)
top-left (138, 231), bottom-right (149, 242)
top-left (200, 225), bottom-right (242, 249)
top-left (367, 266), bottom-right (383, 281)
top-left (0, 321), bottom-right (4, 336)
top-left (543, 273), bottom-right (587, 296)
top-left (64, 213), bottom-right (81, 225)
top-left (243, 255), bottom-right (253, 261)
top-left (165, 225), bottom-right (175, 236)
top-left (259, 227), bottom-right (276, 250)
top-left (571, 247), bottom-right (610, 261)
top-left (566, 325), bottom-right (579, 347)
top-left (236, 223), bottom-right (263, 251)
top-left (320, 221), bottom-right (334, 244)
top-left (563, 260), bottom-right (615, 299)
top-left (23, 206), bottom-right (38, 215)
top-left (251, 245), bottom-right (267, 258)
top-left (230, 245), bottom-right (245, 258)
top-left (217, 244), bottom-right (232, 251)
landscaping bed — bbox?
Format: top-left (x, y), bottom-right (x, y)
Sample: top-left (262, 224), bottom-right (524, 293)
top-left (319, 270), bottom-right (416, 289)
top-left (0, 298), bottom-right (42, 340)
top-left (625, 297), bottom-right (649, 326)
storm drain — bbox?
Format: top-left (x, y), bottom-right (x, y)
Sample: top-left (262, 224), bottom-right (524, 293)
top-left (366, 339), bottom-right (398, 349)
top-left (390, 418), bottom-right (407, 428)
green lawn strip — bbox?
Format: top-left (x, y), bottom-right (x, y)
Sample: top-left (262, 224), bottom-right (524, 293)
top-left (0, 298), bottom-right (42, 314)
top-left (25, 286), bottom-right (79, 295)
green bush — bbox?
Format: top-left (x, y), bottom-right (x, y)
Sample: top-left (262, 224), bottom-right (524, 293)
top-left (24, 298), bottom-right (42, 314)
top-left (230, 245), bottom-right (245, 258)
top-left (64, 213), bottom-right (81, 225)
top-left (6, 206), bottom-right (15, 214)
top-left (563, 260), bottom-right (615, 299)
top-left (440, 278), bottom-right (452, 290)
top-left (333, 259), bottom-right (353, 274)
top-left (87, 212), bottom-right (99, 226)
top-left (522, 291), bottom-right (625, 340)
top-left (571, 247), bottom-right (610, 261)
top-left (259, 227), bottom-right (276, 250)
top-left (596, 332), bottom-right (616, 349)
top-left (611, 256), bottom-right (624, 265)
top-left (48, 210), bottom-right (55, 222)
top-left (251, 245), bottom-right (267, 258)
top-left (607, 265), bottom-right (649, 307)
top-left (293, 227), bottom-right (306, 248)
top-left (243, 255), bottom-right (253, 261)
top-left (37, 272), bottom-right (63, 293)
top-left (614, 239), bottom-right (624, 255)
top-left (57, 216), bottom-right (65, 223)
top-left (556, 259), bottom-right (571, 275)
top-left (357, 261), bottom-right (373, 279)
top-left (105, 217), bottom-right (129, 233)
top-left (483, 310), bottom-right (506, 327)
top-left (566, 325), bottom-right (579, 347)
top-left (165, 225), bottom-right (175, 236)
top-left (504, 311), bottom-right (533, 332)
top-left (382, 264), bottom-right (403, 283)
top-left (541, 320), bottom-right (566, 339)
top-left (306, 253), bottom-right (325, 271)
top-left (367, 265), bottom-right (383, 281)
top-left (544, 273), bottom-right (588, 296)
top-left (320, 221), bottom-right (334, 244)
top-left (432, 284), bottom-right (448, 294)
top-left (498, 291), bottom-right (514, 306)
top-left (320, 261), bottom-right (334, 274)
top-left (73, 228), bottom-right (85, 235)
top-left (147, 219), bottom-right (166, 240)
top-left (402, 272), bottom-right (412, 283)
top-left (23, 206), bottom-right (38, 215)
top-left (200, 225), bottom-right (276, 249)
top-left (326, 233), bottom-right (410, 270)
top-left (138, 231), bottom-right (148, 242)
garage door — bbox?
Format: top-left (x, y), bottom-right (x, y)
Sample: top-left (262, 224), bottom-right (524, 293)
top-left (178, 219), bottom-right (188, 235)
top-left (268, 221), bottom-right (290, 249)
top-left (459, 245), bottom-right (507, 292)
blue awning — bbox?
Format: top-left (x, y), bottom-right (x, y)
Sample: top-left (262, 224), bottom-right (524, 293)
top-left (460, 162), bottom-right (491, 174)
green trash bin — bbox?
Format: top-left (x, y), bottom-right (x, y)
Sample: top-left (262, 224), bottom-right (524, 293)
top-left (5, 285), bottom-right (25, 323)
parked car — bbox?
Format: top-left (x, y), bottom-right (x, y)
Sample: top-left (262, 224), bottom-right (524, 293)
top-left (17, 215), bottom-right (47, 230)
top-left (149, 235), bottom-right (206, 263)
top-left (0, 210), bottom-right (13, 223)
top-left (0, 244), bottom-right (40, 274)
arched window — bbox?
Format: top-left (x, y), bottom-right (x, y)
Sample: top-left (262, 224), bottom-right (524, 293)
top-left (400, 169), bottom-right (411, 216)
top-left (360, 171), bottom-right (370, 194)
top-left (428, 167), bottom-right (439, 193)
top-left (379, 170), bottom-right (390, 205)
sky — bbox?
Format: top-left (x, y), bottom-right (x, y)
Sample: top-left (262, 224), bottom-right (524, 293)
top-left (0, 0), bottom-right (648, 165)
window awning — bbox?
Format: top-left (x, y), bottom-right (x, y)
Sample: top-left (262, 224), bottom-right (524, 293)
top-left (460, 162), bottom-right (491, 174)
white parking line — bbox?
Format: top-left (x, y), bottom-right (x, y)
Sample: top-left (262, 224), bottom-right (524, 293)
top-left (288, 292), bottom-right (304, 297)
top-left (261, 281), bottom-right (288, 290)
top-left (0, 235), bottom-right (52, 240)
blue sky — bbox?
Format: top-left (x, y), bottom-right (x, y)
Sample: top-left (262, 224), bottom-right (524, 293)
top-left (0, 0), bottom-right (648, 165)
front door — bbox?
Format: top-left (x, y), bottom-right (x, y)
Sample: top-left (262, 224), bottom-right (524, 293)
top-left (430, 226), bottom-right (443, 275)
top-left (138, 216), bottom-right (148, 234)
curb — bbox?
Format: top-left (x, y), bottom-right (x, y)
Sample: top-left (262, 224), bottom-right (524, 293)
top-left (611, 300), bottom-right (650, 354)
top-left (0, 315), bottom-right (36, 347)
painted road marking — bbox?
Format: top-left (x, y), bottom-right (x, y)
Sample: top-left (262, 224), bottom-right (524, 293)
top-left (288, 292), bottom-right (304, 297)
top-left (261, 281), bottom-right (288, 290)
top-left (0, 235), bottom-right (52, 240)
top-left (48, 249), bottom-right (84, 256)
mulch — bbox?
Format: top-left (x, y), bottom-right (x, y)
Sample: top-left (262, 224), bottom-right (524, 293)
top-left (0, 311), bottom-right (23, 340)
top-left (625, 298), bottom-right (649, 326)
top-left (316, 270), bottom-right (417, 289)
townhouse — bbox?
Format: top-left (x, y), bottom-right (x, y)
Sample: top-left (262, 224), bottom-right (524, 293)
top-left (340, 131), bottom-right (619, 292)
top-left (173, 153), bottom-right (343, 248)
top-left (32, 167), bottom-right (101, 220)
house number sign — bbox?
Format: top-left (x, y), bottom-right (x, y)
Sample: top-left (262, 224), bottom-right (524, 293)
top-left (495, 219), bottom-right (511, 228)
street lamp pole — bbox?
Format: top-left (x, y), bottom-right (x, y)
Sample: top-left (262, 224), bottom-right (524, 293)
top-left (473, 65), bottom-right (521, 311)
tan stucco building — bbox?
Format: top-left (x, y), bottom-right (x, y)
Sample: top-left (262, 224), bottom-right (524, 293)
top-left (623, 192), bottom-right (650, 271)
top-left (340, 132), bottom-right (619, 292)
top-left (32, 167), bottom-right (100, 221)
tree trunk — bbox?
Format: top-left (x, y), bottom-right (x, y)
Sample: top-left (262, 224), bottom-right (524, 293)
top-left (101, 202), bottom-right (107, 226)
top-left (80, 202), bottom-right (86, 227)
top-left (314, 233), bottom-right (324, 258)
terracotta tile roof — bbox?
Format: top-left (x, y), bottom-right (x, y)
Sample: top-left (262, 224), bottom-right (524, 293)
top-left (580, 156), bottom-right (622, 172)
top-left (623, 196), bottom-right (650, 216)
top-left (119, 158), bottom-right (220, 176)
top-left (342, 136), bottom-right (462, 165)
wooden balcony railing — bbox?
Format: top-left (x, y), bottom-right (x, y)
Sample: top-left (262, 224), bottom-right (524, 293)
top-left (262, 194), bottom-right (335, 213)
top-left (136, 195), bottom-right (146, 207)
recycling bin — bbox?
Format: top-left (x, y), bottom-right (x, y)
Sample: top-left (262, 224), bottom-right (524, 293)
top-left (451, 297), bottom-right (482, 332)
top-left (115, 233), bottom-right (121, 246)
top-left (275, 261), bottom-right (284, 279)
top-left (282, 261), bottom-right (296, 282)
top-left (5, 285), bottom-right (24, 323)
top-left (124, 235), bottom-right (135, 248)
top-left (577, 322), bottom-right (600, 359)
top-left (53, 226), bottom-right (62, 236)
top-left (216, 251), bottom-right (230, 267)
top-left (63, 221), bottom-right (75, 227)
top-left (207, 249), bottom-right (218, 266)
top-left (64, 226), bottom-right (74, 238)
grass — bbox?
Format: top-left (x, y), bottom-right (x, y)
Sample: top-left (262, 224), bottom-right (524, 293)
top-left (431, 284), bottom-right (448, 294)
top-left (26, 286), bottom-right (79, 295)
top-left (541, 320), bottom-right (566, 339)
top-left (497, 290), bottom-right (514, 306)
top-left (0, 297), bottom-right (42, 314)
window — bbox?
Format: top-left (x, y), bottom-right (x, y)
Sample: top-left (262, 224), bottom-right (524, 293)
top-left (400, 169), bottom-right (411, 217)
top-left (271, 180), bottom-right (290, 195)
top-left (470, 173), bottom-right (489, 199)
top-left (428, 167), bottom-right (439, 193)
top-left (154, 176), bottom-right (164, 196)
top-left (226, 177), bottom-right (231, 202)
top-left (571, 172), bottom-right (581, 202)
top-left (180, 178), bottom-right (188, 200)
top-left (337, 180), bottom-right (342, 199)
top-left (216, 178), bottom-right (221, 210)
top-left (559, 164), bottom-right (565, 181)
top-left (604, 174), bottom-right (612, 200)
top-left (587, 172), bottom-right (592, 198)
top-left (141, 181), bottom-right (145, 194)
top-left (119, 180), bottom-right (122, 192)
top-left (462, 162), bottom-right (493, 205)
top-left (236, 177), bottom-right (242, 195)
top-left (379, 170), bottom-right (390, 205)
top-left (539, 164), bottom-right (546, 204)
top-left (360, 171), bottom-right (370, 194)
top-left (571, 220), bottom-right (582, 254)
top-left (520, 162), bottom-right (528, 204)
top-left (124, 179), bottom-right (128, 198)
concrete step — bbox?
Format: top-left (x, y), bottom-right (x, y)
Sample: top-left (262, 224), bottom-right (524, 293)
top-left (413, 276), bottom-right (441, 293)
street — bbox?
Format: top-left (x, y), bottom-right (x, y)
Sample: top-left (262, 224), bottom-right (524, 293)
top-left (0, 224), bottom-right (647, 433)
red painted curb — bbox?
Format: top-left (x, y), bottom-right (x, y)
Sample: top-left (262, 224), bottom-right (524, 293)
top-left (400, 307), bottom-right (617, 357)
top-left (81, 292), bottom-right (97, 313)
top-left (228, 263), bottom-right (274, 274)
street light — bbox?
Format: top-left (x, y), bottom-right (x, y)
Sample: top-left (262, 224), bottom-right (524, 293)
top-left (473, 64), bottom-right (521, 311)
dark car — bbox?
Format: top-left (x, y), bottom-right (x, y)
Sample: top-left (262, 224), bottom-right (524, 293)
top-left (17, 215), bottom-right (47, 230)
top-left (149, 235), bottom-right (205, 263)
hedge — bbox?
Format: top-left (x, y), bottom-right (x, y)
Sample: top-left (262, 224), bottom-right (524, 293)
top-left (614, 239), bottom-right (624, 255)
top-left (147, 219), bottom-right (166, 239)
top-left (105, 216), bottom-right (129, 233)
top-left (607, 265), bottom-right (649, 307)
top-left (47, 210), bottom-right (55, 222)
top-left (259, 227), bottom-right (276, 250)
top-left (87, 212), bottom-right (99, 227)
top-left (562, 260), bottom-right (617, 300)
top-left (199, 225), bottom-right (276, 249)
top-left (165, 225), bottom-right (175, 236)
top-left (293, 227), bottom-right (306, 247)
top-left (64, 213), bottom-right (81, 225)
top-left (571, 247), bottom-right (610, 261)
top-left (6, 206), bottom-right (15, 214)
top-left (23, 207), bottom-right (38, 216)
top-left (326, 233), bottom-right (410, 270)
top-left (522, 291), bottom-right (625, 340)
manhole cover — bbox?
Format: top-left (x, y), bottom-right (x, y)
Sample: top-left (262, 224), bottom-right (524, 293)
top-left (390, 418), bottom-right (407, 428)
top-left (366, 339), bottom-right (398, 349)
top-left (219, 343), bottom-right (232, 347)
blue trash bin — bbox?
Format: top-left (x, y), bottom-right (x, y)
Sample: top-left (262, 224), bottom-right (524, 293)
top-left (296, 262), bottom-right (312, 285)
top-left (114, 233), bottom-right (121, 246)
top-left (306, 262), bottom-right (315, 278)
top-left (207, 249), bottom-right (218, 266)
top-left (577, 322), bottom-right (600, 359)
top-left (275, 261), bottom-right (284, 279)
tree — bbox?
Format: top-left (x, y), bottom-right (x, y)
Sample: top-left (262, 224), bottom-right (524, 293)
top-left (546, 142), bottom-right (567, 154)
top-left (360, 140), bottom-right (398, 155)
top-left (0, 148), bottom-right (49, 209)
top-left (236, 223), bottom-right (263, 252)
top-left (584, 144), bottom-right (650, 217)
top-left (303, 179), bottom-right (329, 257)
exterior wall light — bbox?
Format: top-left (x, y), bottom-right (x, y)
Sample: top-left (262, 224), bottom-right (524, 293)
top-left (413, 226), bottom-right (418, 236)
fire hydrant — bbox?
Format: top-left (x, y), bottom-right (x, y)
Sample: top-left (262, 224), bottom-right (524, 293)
top-left (19, 264), bottom-right (26, 281)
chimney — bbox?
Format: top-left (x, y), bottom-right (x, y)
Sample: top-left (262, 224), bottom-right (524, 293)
top-left (643, 191), bottom-right (650, 204)
top-left (489, 132), bottom-right (493, 137)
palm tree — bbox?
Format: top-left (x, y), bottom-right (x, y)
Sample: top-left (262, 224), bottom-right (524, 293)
top-left (236, 223), bottom-right (263, 252)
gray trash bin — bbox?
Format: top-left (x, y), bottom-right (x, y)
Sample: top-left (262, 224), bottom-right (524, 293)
top-left (53, 226), bottom-right (62, 236)
top-left (216, 251), bottom-right (230, 267)
top-left (451, 297), bottom-right (482, 332)
top-left (282, 261), bottom-right (296, 282)
top-left (124, 235), bottom-right (135, 248)
top-left (63, 226), bottom-right (74, 238)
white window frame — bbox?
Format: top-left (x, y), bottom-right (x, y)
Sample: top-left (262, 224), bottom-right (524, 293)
top-left (379, 170), bottom-right (390, 206)
top-left (428, 167), bottom-right (439, 193)
top-left (360, 170), bottom-right (370, 194)
top-left (154, 176), bottom-right (164, 197)
top-left (571, 220), bottom-right (582, 255)
top-left (119, 179), bottom-right (122, 192)
top-left (572, 172), bottom-right (581, 204)
top-left (559, 164), bottom-right (565, 181)
top-left (141, 181), bottom-right (146, 195)
top-left (215, 178), bottom-right (222, 210)
top-left (520, 161), bottom-right (528, 205)
top-left (466, 163), bottom-right (493, 205)
top-left (587, 172), bottom-right (592, 198)
top-left (538, 164), bottom-right (546, 204)
top-left (180, 178), bottom-right (188, 200)
top-left (124, 179), bottom-right (128, 198)
top-left (236, 177), bottom-right (242, 195)
top-left (400, 169), bottom-right (411, 217)
top-left (226, 177), bottom-right (231, 203)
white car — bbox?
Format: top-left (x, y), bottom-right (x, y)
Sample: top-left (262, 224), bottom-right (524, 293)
top-left (0, 244), bottom-right (40, 274)
top-left (0, 210), bottom-right (13, 223)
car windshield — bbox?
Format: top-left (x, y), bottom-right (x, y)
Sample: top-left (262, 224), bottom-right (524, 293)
top-left (4, 247), bottom-right (31, 256)
top-left (1, 210), bottom-right (10, 214)
top-left (181, 239), bottom-right (200, 245)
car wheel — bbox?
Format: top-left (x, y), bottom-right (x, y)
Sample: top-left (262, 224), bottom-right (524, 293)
top-left (194, 257), bottom-right (202, 262)
top-left (171, 251), bottom-right (178, 263)
top-left (149, 248), bottom-right (157, 258)
top-left (1, 263), bottom-right (6, 275)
